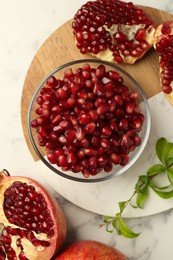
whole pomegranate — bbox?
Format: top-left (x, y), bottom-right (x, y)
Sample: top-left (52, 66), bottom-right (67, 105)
top-left (0, 169), bottom-right (66, 260)
top-left (72, 0), bottom-right (155, 64)
top-left (54, 240), bottom-right (127, 260)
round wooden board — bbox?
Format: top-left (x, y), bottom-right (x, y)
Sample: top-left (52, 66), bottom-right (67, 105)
top-left (21, 6), bottom-right (173, 161)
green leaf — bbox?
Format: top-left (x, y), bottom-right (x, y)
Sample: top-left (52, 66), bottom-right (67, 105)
top-left (147, 164), bottom-right (165, 176)
top-left (165, 144), bottom-right (173, 166)
top-left (118, 201), bottom-right (128, 213)
top-left (155, 138), bottom-right (168, 164)
top-left (148, 178), bottom-right (171, 190)
top-left (112, 214), bottom-right (121, 235)
top-left (155, 138), bottom-right (173, 166)
top-left (136, 186), bottom-right (149, 208)
top-left (167, 168), bottom-right (173, 185)
top-left (151, 186), bottom-right (173, 199)
top-left (166, 158), bottom-right (173, 167)
top-left (119, 216), bottom-right (140, 238)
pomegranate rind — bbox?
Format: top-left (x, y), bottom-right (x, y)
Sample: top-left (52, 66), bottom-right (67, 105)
top-left (153, 21), bottom-right (173, 105)
top-left (54, 240), bottom-right (127, 260)
top-left (72, 0), bottom-right (155, 64)
top-left (0, 170), bottom-right (66, 260)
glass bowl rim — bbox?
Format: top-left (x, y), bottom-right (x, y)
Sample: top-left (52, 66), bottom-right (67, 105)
top-left (27, 58), bottom-right (151, 183)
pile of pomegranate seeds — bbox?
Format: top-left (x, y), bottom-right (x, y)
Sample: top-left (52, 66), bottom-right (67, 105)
top-left (154, 21), bottom-right (173, 94)
top-left (72, 0), bottom-right (155, 64)
top-left (31, 63), bottom-right (144, 178)
top-left (4, 181), bottom-right (54, 237)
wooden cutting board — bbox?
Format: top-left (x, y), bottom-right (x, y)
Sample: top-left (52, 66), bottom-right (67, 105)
top-left (21, 6), bottom-right (173, 161)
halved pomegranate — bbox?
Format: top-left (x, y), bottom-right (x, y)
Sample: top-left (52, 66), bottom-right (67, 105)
top-left (72, 0), bottom-right (155, 64)
top-left (54, 240), bottom-right (127, 259)
top-left (153, 20), bottom-right (173, 105)
top-left (0, 169), bottom-right (66, 260)
top-left (31, 63), bottom-right (144, 178)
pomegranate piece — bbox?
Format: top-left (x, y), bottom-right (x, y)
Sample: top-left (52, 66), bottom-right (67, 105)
top-left (54, 240), bottom-right (127, 259)
top-left (72, 0), bottom-right (155, 64)
top-left (0, 169), bottom-right (66, 260)
top-left (153, 21), bottom-right (173, 105)
top-left (31, 63), bottom-right (144, 178)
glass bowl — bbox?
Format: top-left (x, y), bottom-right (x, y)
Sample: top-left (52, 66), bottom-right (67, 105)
top-left (28, 59), bottom-right (151, 183)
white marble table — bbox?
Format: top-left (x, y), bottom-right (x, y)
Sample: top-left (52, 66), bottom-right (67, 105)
top-left (1, 0), bottom-right (173, 259)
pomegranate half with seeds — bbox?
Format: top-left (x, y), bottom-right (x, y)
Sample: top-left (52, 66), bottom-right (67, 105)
top-left (28, 60), bottom-right (150, 182)
top-left (0, 169), bottom-right (66, 260)
top-left (153, 20), bottom-right (173, 105)
top-left (72, 0), bottom-right (155, 64)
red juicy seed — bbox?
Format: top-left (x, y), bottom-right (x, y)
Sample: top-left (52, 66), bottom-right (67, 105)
top-left (133, 134), bottom-right (142, 146)
top-left (100, 139), bottom-right (111, 150)
top-left (119, 118), bottom-right (129, 130)
top-left (97, 104), bottom-right (109, 115)
top-left (80, 138), bottom-right (90, 148)
top-left (78, 113), bottom-right (91, 124)
top-left (120, 154), bottom-right (129, 166)
top-left (111, 153), bottom-right (121, 165)
top-left (110, 121), bottom-right (118, 132)
top-left (31, 119), bottom-right (38, 128)
top-left (161, 22), bottom-right (172, 35)
top-left (18, 251), bottom-right (29, 260)
top-left (88, 156), bottom-right (98, 169)
top-left (84, 122), bottom-right (96, 134)
top-left (47, 153), bottom-right (57, 164)
top-left (36, 96), bottom-right (44, 105)
top-left (58, 155), bottom-right (67, 167)
top-left (121, 134), bottom-right (131, 148)
top-left (135, 28), bottom-right (146, 41)
top-left (37, 126), bottom-right (47, 137)
top-left (162, 85), bottom-right (172, 94)
top-left (46, 76), bottom-right (58, 88)
top-left (101, 126), bottom-right (112, 137)
top-left (65, 129), bottom-right (76, 142)
top-left (72, 165), bottom-right (84, 173)
top-left (66, 154), bottom-right (77, 166)
top-left (84, 148), bottom-right (97, 156)
top-left (104, 162), bottom-right (113, 172)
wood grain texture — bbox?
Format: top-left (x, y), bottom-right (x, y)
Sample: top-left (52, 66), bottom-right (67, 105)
top-left (21, 6), bottom-right (173, 160)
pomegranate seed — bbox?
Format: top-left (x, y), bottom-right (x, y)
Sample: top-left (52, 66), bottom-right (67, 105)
top-left (84, 148), bottom-right (97, 156)
top-left (66, 153), bottom-right (77, 166)
top-left (135, 28), bottom-right (146, 41)
top-left (78, 113), bottom-right (91, 124)
top-left (46, 76), bottom-right (58, 87)
top-left (101, 126), bottom-right (112, 137)
top-left (104, 162), bottom-right (113, 172)
top-left (111, 153), bottom-right (121, 165)
top-left (80, 138), bottom-right (90, 148)
top-left (120, 154), bottom-right (129, 166)
top-left (119, 118), bottom-right (128, 130)
top-left (84, 122), bottom-right (96, 134)
top-left (72, 165), bottom-right (84, 173)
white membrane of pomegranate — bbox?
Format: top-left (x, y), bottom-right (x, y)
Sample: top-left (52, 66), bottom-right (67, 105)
top-left (28, 59), bottom-right (151, 182)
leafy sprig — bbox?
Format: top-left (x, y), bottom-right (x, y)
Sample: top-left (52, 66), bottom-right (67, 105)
top-left (102, 137), bottom-right (173, 238)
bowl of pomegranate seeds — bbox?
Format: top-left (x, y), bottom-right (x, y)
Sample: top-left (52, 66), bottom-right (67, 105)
top-left (28, 59), bottom-right (151, 182)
